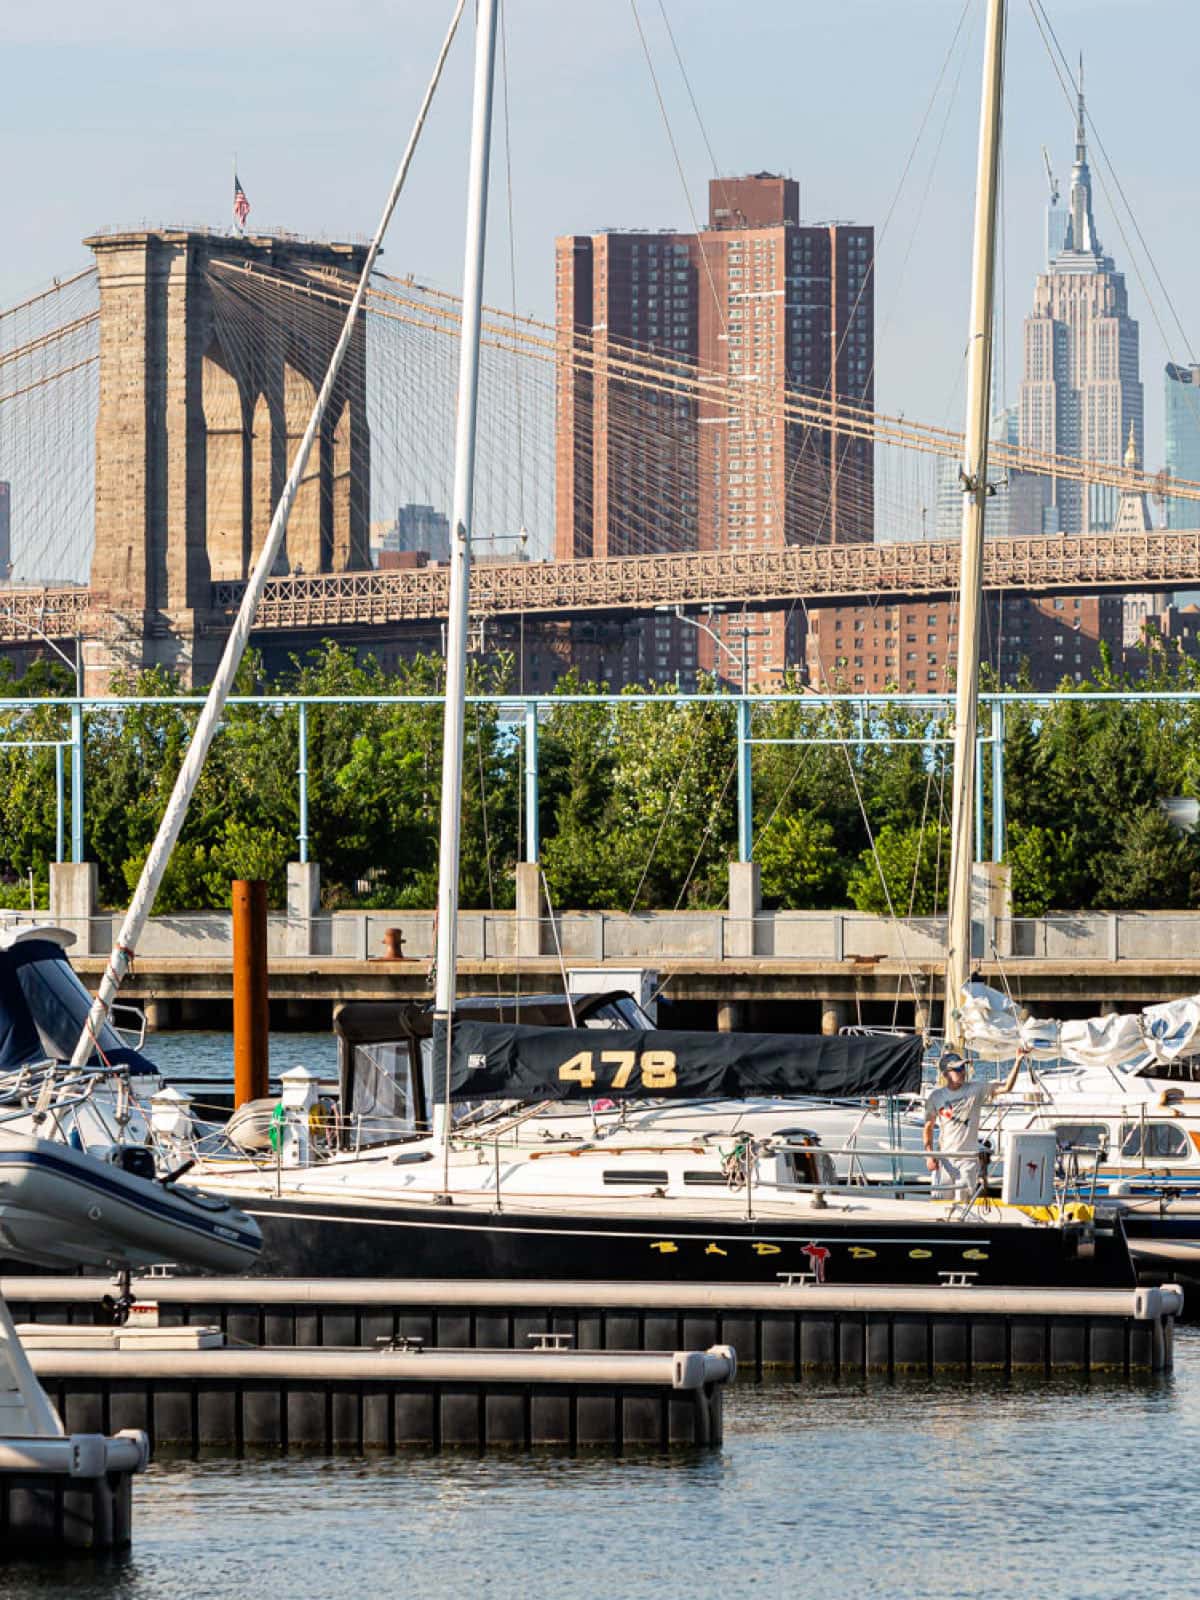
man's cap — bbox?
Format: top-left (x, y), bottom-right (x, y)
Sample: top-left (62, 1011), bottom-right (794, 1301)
top-left (941, 1052), bottom-right (967, 1072)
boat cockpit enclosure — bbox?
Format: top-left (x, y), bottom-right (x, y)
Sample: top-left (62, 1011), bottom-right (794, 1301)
top-left (0, 928), bottom-right (156, 1078)
top-left (333, 992), bottom-right (652, 1144)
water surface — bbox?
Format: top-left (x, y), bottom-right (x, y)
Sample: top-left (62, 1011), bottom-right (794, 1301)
top-left (144, 1029), bottom-right (337, 1083)
top-left (3, 1333), bottom-right (1194, 1599)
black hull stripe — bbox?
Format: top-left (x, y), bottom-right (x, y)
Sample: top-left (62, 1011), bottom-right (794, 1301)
top-left (247, 1204), bottom-right (994, 1248)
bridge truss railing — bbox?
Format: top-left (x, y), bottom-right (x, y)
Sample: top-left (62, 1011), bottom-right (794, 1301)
top-left (208, 528), bottom-right (1200, 626)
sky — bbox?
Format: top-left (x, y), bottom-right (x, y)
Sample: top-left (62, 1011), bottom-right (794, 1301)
top-left (5, 0), bottom-right (1198, 482)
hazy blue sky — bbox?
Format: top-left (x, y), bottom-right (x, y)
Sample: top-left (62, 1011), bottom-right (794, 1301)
top-left (5, 0), bottom-right (1197, 469)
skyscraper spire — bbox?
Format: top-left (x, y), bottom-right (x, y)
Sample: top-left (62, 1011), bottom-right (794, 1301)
top-left (1065, 54), bottom-right (1101, 256)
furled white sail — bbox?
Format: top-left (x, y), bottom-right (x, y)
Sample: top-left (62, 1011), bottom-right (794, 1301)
top-left (958, 981), bottom-right (1200, 1073)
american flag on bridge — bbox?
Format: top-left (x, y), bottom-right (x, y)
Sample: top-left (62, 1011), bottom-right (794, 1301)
top-left (233, 174), bottom-right (251, 230)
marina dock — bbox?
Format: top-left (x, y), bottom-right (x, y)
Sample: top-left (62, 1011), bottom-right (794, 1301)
top-left (0, 1428), bottom-right (149, 1553)
top-left (11, 1319), bottom-right (733, 1453)
top-left (3, 1276), bottom-right (1183, 1381)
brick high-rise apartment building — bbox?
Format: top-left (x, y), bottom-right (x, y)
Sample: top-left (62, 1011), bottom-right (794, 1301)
top-left (555, 174), bottom-right (874, 687)
top-left (803, 593), bottom-right (1127, 693)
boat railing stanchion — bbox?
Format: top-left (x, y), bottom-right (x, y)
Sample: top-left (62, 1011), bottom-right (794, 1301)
top-left (745, 1140), bottom-right (755, 1224)
top-left (493, 1134), bottom-right (502, 1213)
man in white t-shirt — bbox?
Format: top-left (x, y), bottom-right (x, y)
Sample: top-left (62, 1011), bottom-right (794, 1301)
top-left (923, 1050), bottom-right (1022, 1201)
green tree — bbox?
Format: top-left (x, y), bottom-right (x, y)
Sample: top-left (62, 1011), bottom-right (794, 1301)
top-left (1094, 805), bottom-right (1200, 910)
top-left (1006, 821), bottom-right (1061, 916)
top-left (847, 823), bottom-right (950, 917)
top-left (756, 811), bottom-right (844, 908)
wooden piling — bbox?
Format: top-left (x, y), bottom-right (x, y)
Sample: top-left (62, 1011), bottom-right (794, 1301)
top-left (232, 879), bottom-right (269, 1107)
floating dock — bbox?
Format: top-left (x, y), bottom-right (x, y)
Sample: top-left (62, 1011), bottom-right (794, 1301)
top-left (0, 1428), bottom-right (149, 1553)
top-left (1, 1292), bottom-right (150, 1554)
top-left (14, 1325), bottom-right (732, 1453)
top-left (3, 1275), bottom-right (1183, 1379)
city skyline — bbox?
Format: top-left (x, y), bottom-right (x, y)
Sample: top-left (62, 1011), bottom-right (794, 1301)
top-left (4, 1), bottom-right (1198, 481)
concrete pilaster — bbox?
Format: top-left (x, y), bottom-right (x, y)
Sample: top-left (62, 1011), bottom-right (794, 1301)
top-left (143, 999), bottom-right (169, 1032)
top-left (726, 861), bottom-right (761, 959)
top-left (49, 862), bottom-right (98, 955)
top-left (286, 862), bottom-right (321, 956)
top-left (821, 1000), bottom-right (848, 1036)
top-left (716, 1001), bottom-right (743, 1033)
top-left (515, 863), bottom-right (547, 959)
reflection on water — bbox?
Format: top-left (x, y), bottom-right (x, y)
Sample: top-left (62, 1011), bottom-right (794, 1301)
top-left (3, 1332), bottom-right (1196, 1599)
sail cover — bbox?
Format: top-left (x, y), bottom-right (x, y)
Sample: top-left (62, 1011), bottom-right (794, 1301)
top-left (958, 981), bottom-right (1200, 1073)
top-left (436, 1021), bottom-right (923, 1102)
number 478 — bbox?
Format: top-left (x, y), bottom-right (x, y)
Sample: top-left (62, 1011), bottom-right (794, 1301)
top-left (558, 1049), bottom-right (678, 1091)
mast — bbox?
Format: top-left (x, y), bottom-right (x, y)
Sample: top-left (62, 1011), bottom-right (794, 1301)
top-left (433, 0), bottom-right (500, 1148)
top-left (944, 0), bottom-right (1007, 1046)
top-left (65, 2), bottom-right (467, 1072)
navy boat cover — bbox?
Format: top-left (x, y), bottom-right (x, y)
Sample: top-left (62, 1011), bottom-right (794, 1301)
top-left (0, 939), bottom-right (157, 1074)
top-left (436, 1020), bottom-right (922, 1103)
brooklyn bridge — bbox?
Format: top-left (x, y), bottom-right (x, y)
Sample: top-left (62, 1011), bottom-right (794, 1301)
top-left (2, 226), bottom-right (1198, 687)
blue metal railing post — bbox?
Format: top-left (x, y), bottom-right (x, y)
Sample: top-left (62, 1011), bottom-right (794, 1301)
top-left (991, 698), bottom-right (1005, 862)
top-left (54, 743), bottom-right (64, 864)
top-left (737, 696), bottom-right (752, 862)
top-left (297, 700), bottom-right (309, 865)
top-left (70, 702), bottom-right (84, 864)
top-left (523, 702), bottom-right (539, 862)
top-left (975, 728), bottom-right (985, 864)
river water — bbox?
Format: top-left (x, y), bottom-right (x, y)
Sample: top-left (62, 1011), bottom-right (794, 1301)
top-left (2, 1333), bottom-right (1194, 1599)
top-left (141, 1030), bottom-right (338, 1083)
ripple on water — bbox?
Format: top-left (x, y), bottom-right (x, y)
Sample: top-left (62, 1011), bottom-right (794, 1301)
top-left (2, 1332), bottom-right (1195, 1599)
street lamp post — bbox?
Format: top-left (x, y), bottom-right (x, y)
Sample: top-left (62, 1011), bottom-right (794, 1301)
top-left (654, 602), bottom-right (756, 691)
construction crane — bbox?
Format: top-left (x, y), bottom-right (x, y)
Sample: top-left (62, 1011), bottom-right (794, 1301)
top-left (1042, 146), bottom-right (1060, 205)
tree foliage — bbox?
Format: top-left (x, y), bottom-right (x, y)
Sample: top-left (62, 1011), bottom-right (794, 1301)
top-left (4, 645), bottom-right (1200, 914)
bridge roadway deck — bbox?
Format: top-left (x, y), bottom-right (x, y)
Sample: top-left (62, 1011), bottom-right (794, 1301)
top-left (6, 527), bottom-right (1200, 643)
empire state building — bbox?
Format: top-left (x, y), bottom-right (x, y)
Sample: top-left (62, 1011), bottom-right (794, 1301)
top-left (1019, 73), bottom-right (1143, 533)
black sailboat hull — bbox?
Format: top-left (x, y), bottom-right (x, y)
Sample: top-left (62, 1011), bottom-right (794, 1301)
top-left (243, 1196), bottom-right (1136, 1289)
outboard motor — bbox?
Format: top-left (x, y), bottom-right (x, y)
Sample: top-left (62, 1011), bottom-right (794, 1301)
top-left (110, 1145), bottom-right (157, 1182)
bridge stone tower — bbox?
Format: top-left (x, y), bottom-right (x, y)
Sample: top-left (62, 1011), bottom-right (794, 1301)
top-left (84, 228), bottom-right (370, 685)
